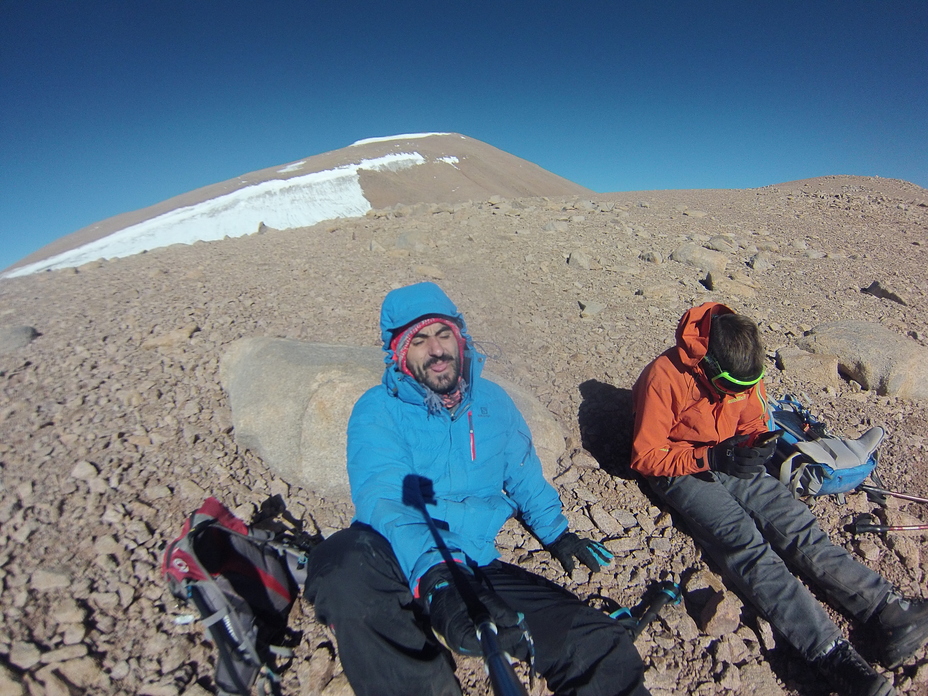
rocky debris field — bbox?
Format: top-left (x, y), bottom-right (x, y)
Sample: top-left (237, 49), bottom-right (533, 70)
top-left (1, 175), bottom-right (927, 696)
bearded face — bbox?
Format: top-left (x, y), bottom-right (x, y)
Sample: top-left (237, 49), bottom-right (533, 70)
top-left (404, 322), bottom-right (461, 394)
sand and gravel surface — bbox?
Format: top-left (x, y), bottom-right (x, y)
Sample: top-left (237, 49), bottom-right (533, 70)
top-left (1, 175), bottom-right (927, 695)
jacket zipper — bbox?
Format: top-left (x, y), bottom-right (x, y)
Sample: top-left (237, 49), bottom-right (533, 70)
top-left (467, 410), bottom-right (475, 461)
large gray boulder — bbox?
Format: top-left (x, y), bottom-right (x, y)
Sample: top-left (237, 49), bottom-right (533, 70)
top-left (219, 337), bottom-right (568, 500)
top-left (797, 321), bottom-right (928, 400)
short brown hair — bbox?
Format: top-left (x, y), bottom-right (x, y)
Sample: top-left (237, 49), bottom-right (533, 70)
top-left (708, 313), bottom-right (764, 380)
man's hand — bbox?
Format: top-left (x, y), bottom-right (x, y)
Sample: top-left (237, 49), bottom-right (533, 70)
top-left (419, 564), bottom-right (531, 660)
top-left (707, 431), bottom-right (781, 479)
top-left (547, 532), bottom-right (613, 575)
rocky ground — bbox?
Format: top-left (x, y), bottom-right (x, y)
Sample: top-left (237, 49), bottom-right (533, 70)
top-left (1, 174), bottom-right (927, 696)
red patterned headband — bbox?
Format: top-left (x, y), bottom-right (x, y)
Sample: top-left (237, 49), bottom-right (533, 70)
top-left (390, 317), bottom-right (465, 378)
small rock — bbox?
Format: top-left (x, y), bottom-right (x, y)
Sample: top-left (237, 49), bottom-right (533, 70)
top-left (706, 236), bottom-right (736, 253)
top-left (177, 479), bottom-right (206, 500)
top-left (611, 509), bottom-right (639, 529)
top-left (70, 461), bottom-right (99, 480)
top-left (570, 451), bottom-right (600, 469)
top-left (109, 661), bottom-right (131, 680)
top-left (0, 325), bottom-right (39, 353)
top-left (51, 598), bottom-right (86, 624)
top-left (568, 250), bottom-right (594, 270)
top-left (8, 641), bottom-right (41, 670)
top-left (93, 535), bottom-right (122, 556)
top-left (141, 323), bottom-right (199, 350)
top-left (605, 536), bottom-right (641, 554)
top-left (579, 300), bottom-right (606, 318)
top-left (754, 616), bottom-right (777, 652)
top-left (700, 590), bottom-right (742, 637)
top-left (138, 684), bottom-right (180, 696)
top-left (589, 504), bottom-right (623, 536)
top-left (30, 569), bottom-right (71, 591)
top-left (648, 537), bottom-right (672, 553)
top-left (40, 644), bottom-right (88, 664)
top-left (748, 251), bottom-right (775, 272)
top-left (143, 484), bottom-right (172, 501)
top-left (414, 265), bottom-right (444, 279)
top-left (0, 663), bottom-right (23, 695)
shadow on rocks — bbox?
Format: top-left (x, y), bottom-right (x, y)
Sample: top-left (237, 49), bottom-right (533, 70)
top-left (577, 379), bottom-right (638, 480)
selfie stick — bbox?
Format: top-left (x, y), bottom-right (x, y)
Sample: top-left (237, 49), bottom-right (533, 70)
top-left (404, 476), bottom-right (528, 696)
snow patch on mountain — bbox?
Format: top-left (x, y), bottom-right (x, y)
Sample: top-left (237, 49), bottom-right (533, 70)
top-left (350, 132), bottom-right (454, 147)
top-left (4, 152), bottom-right (425, 278)
top-left (277, 161), bottom-right (306, 173)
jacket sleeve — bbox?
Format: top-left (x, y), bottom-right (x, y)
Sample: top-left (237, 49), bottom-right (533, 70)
top-left (346, 392), bottom-right (465, 592)
top-left (631, 360), bottom-right (711, 478)
top-left (499, 400), bottom-right (568, 546)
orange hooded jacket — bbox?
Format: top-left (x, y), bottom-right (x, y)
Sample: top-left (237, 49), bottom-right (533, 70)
top-left (630, 302), bottom-right (769, 478)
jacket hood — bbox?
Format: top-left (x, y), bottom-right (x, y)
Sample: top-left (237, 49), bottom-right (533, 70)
top-left (378, 283), bottom-right (482, 405)
top-left (674, 301), bottom-right (734, 368)
top-left (379, 282), bottom-right (470, 353)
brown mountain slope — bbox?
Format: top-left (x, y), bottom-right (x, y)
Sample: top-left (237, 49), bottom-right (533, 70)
top-left (7, 133), bottom-right (591, 272)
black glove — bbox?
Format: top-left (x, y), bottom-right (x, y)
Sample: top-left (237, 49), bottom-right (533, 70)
top-left (547, 531), bottom-right (614, 575)
top-left (706, 431), bottom-right (781, 479)
top-left (419, 563), bottom-right (531, 661)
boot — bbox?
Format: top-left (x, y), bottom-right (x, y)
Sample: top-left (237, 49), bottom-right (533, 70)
top-left (813, 640), bottom-right (895, 696)
top-left (870, 594), bottom-right (928, 669)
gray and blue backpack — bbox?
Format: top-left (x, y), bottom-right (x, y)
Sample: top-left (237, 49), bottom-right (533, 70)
top-left (767, 394), bottom-right (883, 498)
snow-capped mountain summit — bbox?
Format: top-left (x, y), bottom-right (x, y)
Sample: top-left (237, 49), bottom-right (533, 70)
top-left (3, 133), bottom-right (591, 277)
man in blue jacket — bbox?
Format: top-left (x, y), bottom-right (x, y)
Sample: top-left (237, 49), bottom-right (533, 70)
top-left (305, 282), bottom-right (648, 696)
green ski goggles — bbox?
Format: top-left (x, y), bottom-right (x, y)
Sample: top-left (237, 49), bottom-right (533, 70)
top-left (703, 354), bottom-right (765, 395)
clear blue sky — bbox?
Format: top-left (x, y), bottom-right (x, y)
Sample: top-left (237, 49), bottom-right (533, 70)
top-left (2, 1), bottom-right (926, 271)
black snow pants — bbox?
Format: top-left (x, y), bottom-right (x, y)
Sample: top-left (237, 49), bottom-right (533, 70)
top-left (304, 524), bottom-right (649, 696)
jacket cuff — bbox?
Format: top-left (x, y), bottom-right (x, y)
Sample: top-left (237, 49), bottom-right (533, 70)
top-left (538, 517), bottom-right (569, 547)
top-left (412, 559), bottom-right (471, 599)
top-left (692, 447), bottom-right (710, 472)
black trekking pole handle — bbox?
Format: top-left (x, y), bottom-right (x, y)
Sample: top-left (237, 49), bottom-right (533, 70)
top-left (854, 522), bottom-right (928, 533)
top-left (851, 513), bottom-right (928, 535)
top-left (858, 484), bottom-right (928, 506)
top-left (631, 581), bottom-right (682, 641)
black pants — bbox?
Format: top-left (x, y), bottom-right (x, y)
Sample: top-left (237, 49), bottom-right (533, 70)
top-left (305, 524), bottom-right (649, 696)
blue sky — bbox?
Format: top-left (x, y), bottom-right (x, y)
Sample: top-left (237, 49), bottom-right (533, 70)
top-left (1, 1), bottom-right (926, 271)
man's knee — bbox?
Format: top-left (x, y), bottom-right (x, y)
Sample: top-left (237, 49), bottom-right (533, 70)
top-left (305, 525), bottom-right (405, 604)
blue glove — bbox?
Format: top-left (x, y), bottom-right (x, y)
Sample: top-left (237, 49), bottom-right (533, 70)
top-left (547, 532), bottom-right (613, 574)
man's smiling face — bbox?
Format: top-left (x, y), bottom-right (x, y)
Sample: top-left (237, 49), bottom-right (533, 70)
top-left (404, 321), bottom-right (461, 394)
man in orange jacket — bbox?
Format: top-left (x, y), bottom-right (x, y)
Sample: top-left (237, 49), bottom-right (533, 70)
top-left (631, 302), bottom-right (928, 696)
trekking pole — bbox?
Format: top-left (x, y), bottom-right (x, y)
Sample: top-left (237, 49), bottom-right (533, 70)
top-left (403, 475), bottom-right (528, 696)
top-left (851, 513), bottom-right (928, 535)
top-left (857, 484), bottom-right (928, 506)
top-left (630, 580), bottom-right (682, 641)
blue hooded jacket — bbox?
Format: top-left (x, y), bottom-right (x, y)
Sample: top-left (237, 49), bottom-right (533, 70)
top-left (346, 282), bottom-right (568, 592)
